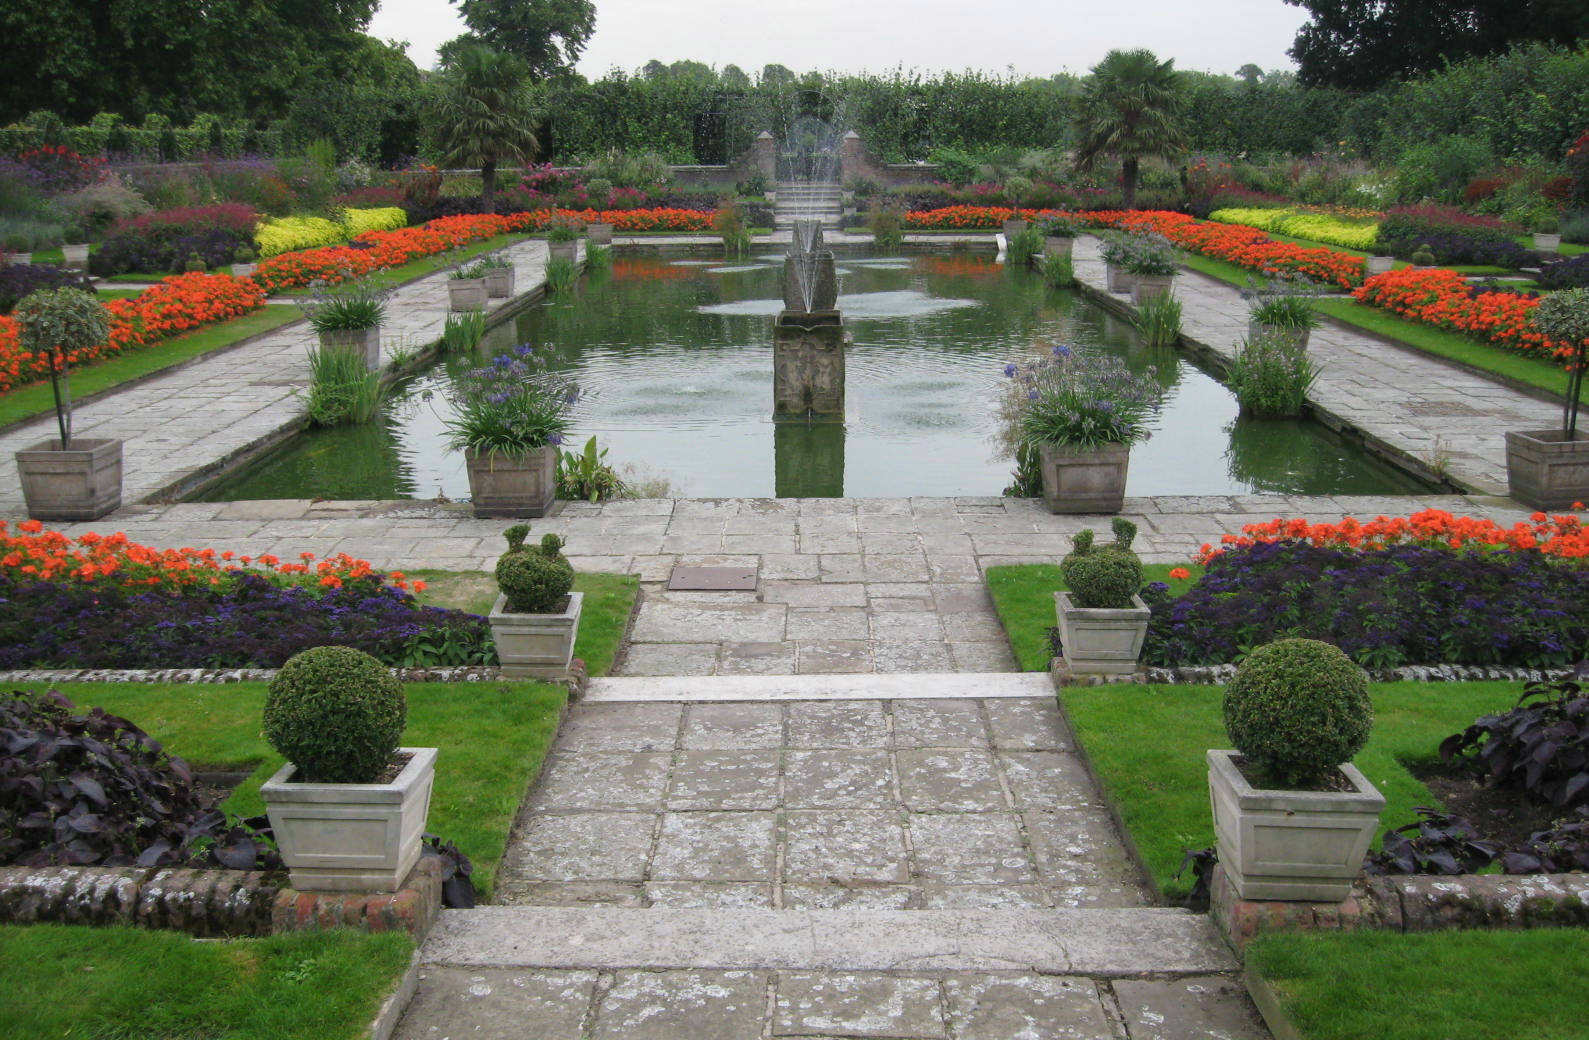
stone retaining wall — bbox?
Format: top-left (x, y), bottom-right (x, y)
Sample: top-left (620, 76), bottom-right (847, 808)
top-left (0, 658), bottom-right (590, 694)
top-left (0, 856), bottom-right (444, 938)
top-left (1051, 658), bottom-right (1570, 687)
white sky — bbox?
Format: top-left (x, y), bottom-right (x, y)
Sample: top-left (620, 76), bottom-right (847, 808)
top-left (368, 0), bottom-right (1308, 79)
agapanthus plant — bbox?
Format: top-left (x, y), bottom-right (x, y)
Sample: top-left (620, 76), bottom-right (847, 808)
top-left (1002, 344), bottom-right (1165, 451)
top-left (441, 343), bottom-right (576, 456)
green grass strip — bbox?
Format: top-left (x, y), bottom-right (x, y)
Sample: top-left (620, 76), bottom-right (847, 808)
top-left (1246, 929), bottom-right (1589, 1040)
top-left (1061, 679), bottom-right (1521, 900)
top-left (0, 925), bottom-right (413, 1040)
top-left (0, 305), bottom-right (301, 430)
top-left (985, 563), bottom-right (1204, 672)
top-left (1513, 235), bottom-right (1589, 256)
top-left (1313, 297), bottom-right (1587, 406)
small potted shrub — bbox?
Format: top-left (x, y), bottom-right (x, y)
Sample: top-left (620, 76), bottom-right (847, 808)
top-left (448, 261), bottom-right (490, 311)
top-left (1246, 284), bottom-right (1320, 351)
top-left (303, 284), bottom-right (387, 370)
top-left (1505, 287), bottom-right (1589, 508)
top-left (60, 224), bottom-right (90, 270)
top-left (259, 646), bottom-right (436, 893)
top-left (545, 215), bottom-right (583, 261)
top-left (487, 524), bottom-right (584, 678)
top-left (1037, 216), bottom-right (1083, 259)
top-left (1409, 243), bottom-right (1436, 268)
top-left (479, 254), bottom-right (516, 298)
top-left (183, 251), bottom-right (207, 273)
top-left (1099, 234), bottom-right (1134, 294)
top-left (3, 231), bottom-right (31, 266)
top-left (1207, 638), bottom-right (1384, 902)
top-left (1053, 518), bottom-right (1150, 674)
top-left (231, 245), bottom-right (257, 278)
top-left (1004, 344), bottom-right (1164, 513)
top-left (12, 287), bottom-right (122, 520)
top-left (1124, 233), bottom-right (1178, 304)
top-left (1001, 176), bottom-right (1031, 239)
top-left (581, 187), bottom-right (614, 245)
top-left (1533, 214), bottom-right (1562, 253)
top-left (443, 343), bottom-right (574, 517)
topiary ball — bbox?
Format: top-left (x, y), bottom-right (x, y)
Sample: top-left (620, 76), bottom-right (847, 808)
top-left (263, 646), bottom-right (406, 784)
top-left (1059, 521), bottom-right (1144, 609)
top-left (496, 545), bottom-right (574, 613)
top-left (1223, 638), bottom-right (1372, 788)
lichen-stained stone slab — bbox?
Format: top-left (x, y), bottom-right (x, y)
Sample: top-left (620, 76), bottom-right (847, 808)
top-left (907, 814), bottom-right (1037, 884)
top-left (998, 751), bottom-right (1105, 811)
top-left (651, 812), bottom-right (778, 881)
top-left (1112, 976), bottom-right (1271, 1040)
top-left (591, 970), bottom-right (769, 1040)
top-left (895, 748), bottom-right (1007, 811)
top-left (681, 702), bottom-right (785, 750)
top-left (552, 702), bottom-right (683, 753)
top-left (774, 972), bottom-right (947, 1038)
top-left (984, 698), bottom-right (1069, 751)
top-left (391, 968), bottom-right (598, 1040)
top-left (782, 811), bottom-right (910, 884)
top-left (630, 600), bottom-right (787, 643)
top-left (944, 974), bottom-right (1117, 1040)
top-left (891, 699), bottom-right (990, 748)
top-left (524, 753), bottom-right (672, 811)
top-left (785, 700), bottom-right (888, 747)
top-left (666, 751), bottom-right (781, 810)
top-left (498, 812), bottom-right (656, 883)
top-left (783, 750), bottom-right (896, 809)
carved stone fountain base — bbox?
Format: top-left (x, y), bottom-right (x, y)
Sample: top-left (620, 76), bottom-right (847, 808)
top-left (773, 311), bottom-right (848, 418)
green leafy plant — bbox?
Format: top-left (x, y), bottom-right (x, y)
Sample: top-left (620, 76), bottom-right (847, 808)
top-left (544, 215), bottom-right (583, 243)
top-left (1121, 232), bottom-right (1178, 276)
top-left (544, 256), bottom-right (577, 293)
top-left (1439, 674), bottom-right (1589, 811)
top-left (555, 435), bottom-right (628, 502)
top-left (1060, 518), bottom-right (1144, 609)
top-left (1410, 243), bottom-right (1436, 266)
top-left (183, 251), bottom-right (206, 273)
top-left (1247, 283), bottom-right (1321, 330)
top-left (440, 309), bottom-right (486, 354)
top-left (302, 344), bottom-right (382, 426)
top-left (868, 205), bottom-right (904, 253)
top-left (449, 262), bottom-right (488, 280)
top-left (1137, 293), bottom-right (1181, 347)
top-left (494, 525), bottom-right (575, 613)
top-left (1007, 226), bottom-right (1044, 264)
top-left (1222, 638), bottom-right (1373, 788)
top-left (441, 343), bottom-right (574, 456)
top-left (302, 283), bottom-right (387, 333)
top-left (1227, 328), bottom-right (1318, 417)
top-left (262, 645), bottom-right (406, 784)
top-left (232, 245), bottom-right (255, 264)
top-left (1037, 216), bottom-right (1084, 238)
top-left (1530, 288), bottom-right (1589, 438)
top-left (12, 287), bottom-right (108, 449)
top-left (584, 243), bottom-right (612, 270)
top-left (1003, 344), bottom-right (1165, 450)
top-left (713, 202), bottom-right (750, 257)
top-left (1041, 251), bottom-right (1075, 288)
top-left (1533, 213), bottom-right (1560, 235)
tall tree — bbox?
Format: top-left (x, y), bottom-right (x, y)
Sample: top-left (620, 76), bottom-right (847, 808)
top-left (1073, 49), bottom-right (1187, 210)
top-left (431, 46), bottom-right (539, 209)
top-left (446, 0), bottom-right (595, 82)
top-left (1284, 0), bottom-right (1589, 89)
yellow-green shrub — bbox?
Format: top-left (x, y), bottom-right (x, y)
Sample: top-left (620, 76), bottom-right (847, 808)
top-left (344, 207), bottom-right (407, 236)
top-left (1209, 207), bottom-right (1380, 252)
top-left (1210, 207), bottom-right (1292, 232)
top-left (254, 208), bottom-right (411, 257)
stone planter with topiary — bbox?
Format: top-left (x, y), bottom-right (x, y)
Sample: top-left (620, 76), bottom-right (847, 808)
top-left (1505, 287), bottom-right (1589, 509)
top-left (1533, 214), bottom-right (1561, 253)
top-left (1054, 518), bottom-right (1151, 674)
top-left (487, 524), bottom-right (584, 678)
top-left (259, 646), bottom-right (436, 893)
top-left (1207, 638), bottom-right (1385, 902)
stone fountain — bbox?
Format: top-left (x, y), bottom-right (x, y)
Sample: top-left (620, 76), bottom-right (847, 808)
top-left (773, 220), bottom-right (849, 419)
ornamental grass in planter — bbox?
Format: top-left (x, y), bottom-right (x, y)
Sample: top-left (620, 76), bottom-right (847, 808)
top-left (12, 287), bottom-right (122, 520)
top-left (1505, 288), bottom-right (1589, 509)
top-left (479, 253), bottom-right (515, 298)
top-left (1054, 518), bottom-right (1150, 674)
top-left (1122, 232), bottom-right (1179, 304)
top-left (260, 645), bottom-right (435, 893)
top-left (448, 261), bottom-right (490, 311)
top-left (487, 524), bottom-right (583, 678)
top-left (1000, 344), bottom-right (1164, 513)
top-left (443, 343), bottom-right (575, 518)
top-left (1207, 638), bottom-right (1383, 902)
top-left (545, 215), bottom-right (583, 261)
top-left (302, 283), bottom-right (388, 370)
top-left (1037, 216), bottom-right (1082, 259)
top-left (1099, 234), bottom-right (1135, 293)
top-left (1245, 280), bottom-right (1320, 352)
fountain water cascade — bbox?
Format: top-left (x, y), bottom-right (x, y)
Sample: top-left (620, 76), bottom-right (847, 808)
top-left (773, 220), bottom-right (849, 419)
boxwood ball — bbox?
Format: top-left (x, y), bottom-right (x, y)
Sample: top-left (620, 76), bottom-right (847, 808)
top-left (1223, 638), bottom-right (1372, 787)
top-left (263, 645), bottom-right (406, 784)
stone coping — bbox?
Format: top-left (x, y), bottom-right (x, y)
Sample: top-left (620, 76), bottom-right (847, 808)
top-left (0, 660), bottom-right (589, 691)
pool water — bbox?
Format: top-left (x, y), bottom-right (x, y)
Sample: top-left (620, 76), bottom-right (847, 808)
top-left (199, 253), bottom-right (1427, 501)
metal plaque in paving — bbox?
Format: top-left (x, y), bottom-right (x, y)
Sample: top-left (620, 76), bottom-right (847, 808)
top-left (667, 565), bottom-right (759, 591)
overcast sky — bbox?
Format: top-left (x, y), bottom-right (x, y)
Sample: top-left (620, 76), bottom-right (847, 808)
top-left (368, 0), bottom-right (1309, 79)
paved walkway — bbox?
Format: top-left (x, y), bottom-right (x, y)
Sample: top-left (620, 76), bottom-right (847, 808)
top-left (1071, 237), bottom-right (1557, 496)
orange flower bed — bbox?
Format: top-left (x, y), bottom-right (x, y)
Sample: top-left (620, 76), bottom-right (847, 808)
top-left (0, 518), bottom-right (424, 594)
top-left (1196, 508), bottom-right (1589, 564)
top-left (1351, 268), bottom-right (1583, 367)
top-left (0, 272), bottom-right (265, 394)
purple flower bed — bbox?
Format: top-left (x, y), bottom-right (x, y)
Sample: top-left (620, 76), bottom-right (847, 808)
top-left (1142, 541), bottom-right (1589, 670)
top-left (0, 263), bottom-right (96, 313)
top-left (0, 573), bottom-right (493, 669)
top-left (1379, 229), bottom-right (1534, 268)
top-left (1539, 254), bottom-right (1589, 290)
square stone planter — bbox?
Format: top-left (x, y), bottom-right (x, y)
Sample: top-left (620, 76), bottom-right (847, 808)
top-left (1002, 219), bottom-right (1028, 239)
top-left (16, 437), bottom-right (122, 520)
top-left (465, 445), bottom-right (556, 517)
top-left (1054, 590), bottom-right (1150, 674)
top-left (1505, 429), bottom-right (1589, 510)
top-left (1207, 749), bottom-right (1384, 902)
top-left (1533, 233), bottom-right (1561, 253)
top-left (548, 240), bottom-right (578, 262)
top-left (261, 746), bottom-right (436, 893)
top-left (448, 277), bottom-right (489, 311)
top-left (230, 263), bottom-right (257, 278)
top-left (1246, 320), bottom-right (1311, 352)
top-left (1365, 256), bottom-right (1394, 275)
top-left (485, 266), bottom-right (515, 298)
top-left (1130, 274), bottom-right (1174, 304)
top-left (488, 591), bottom-right (584, 678)
top-left (61, 243), bottom-right (90, 269)
top-left (1105, 263), bottom-right (1133, 294)
top-left (4, 251), bottom-right (31, 266)
top-left (586, 222), bottom-right (613, 245)
top-left (1043, 235), bottom-right (1074, 258)
top-left (1037, 441), bottom-right (1130, 514)
top-left (318, 326), bottom-right (380, 369)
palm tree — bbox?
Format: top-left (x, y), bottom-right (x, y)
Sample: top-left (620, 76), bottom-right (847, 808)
top-left (1073, 49), bottom-right (1187, 210)
top-left (432, 45), bottom-right (539, 210)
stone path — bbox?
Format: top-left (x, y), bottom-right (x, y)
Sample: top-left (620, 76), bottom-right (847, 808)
top-left (1071, 237), bottom-right (1557, 496)
top-left (393, 674), bottom-right (1267, 1040)
top-left (0, 237), bottom-right (559, 512)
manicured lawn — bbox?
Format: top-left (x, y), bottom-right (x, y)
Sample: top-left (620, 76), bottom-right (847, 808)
top-left (1246, 929), bottom-right (1589, 1040)
top-left (1060, 679), bottom-right (1521, 900)
top-left (1514, 235), bottom-right (1589, 257)
top-left (0, 925), bottom-right (412, 1040)
top-left (1313, 297), bottom-right (1589, 406)
top-left (0, 305), bottom-right (302, 429)
top-left (985, 563), bottom-right (1204, 672)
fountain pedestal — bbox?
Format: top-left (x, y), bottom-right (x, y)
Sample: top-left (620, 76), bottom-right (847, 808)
top-left (773, 310), bottom-right (848, 418)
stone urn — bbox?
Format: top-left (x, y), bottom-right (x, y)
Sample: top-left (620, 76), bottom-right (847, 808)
top-left (1054, 590), bottom-right (1150, 675)
top-left (1131, 275), bottom-right (1174, 305)
top-left (1505, 430), bottom-right (1589, 510)
top-left (485, 266), bottom-right (516, 298)
top-left (449, 277), bottom-right (489, 312)
top-left (586, 223), bottom-right (613, 245)
top-left (4, 251), bottom-right (31, 267)
top-left (1207, 749), bottom-right (1384, 902)
top-left (1105, 263), bottom-right (1134, 294)
top-left (261, 746), bottom-right (436, 893)
top-left (465, 446), bottom-right (556, 518)
top-left (488, 591), bottom-right (584, 678)
top-left (319, 326), bottom-right (380, 370)
top-left (1037, 441), bottom-right (1130, 514)
top-left (1044, 235), bottom-right (1075, 258)
top-left (16, 437), bottom-right (123, 521)
top-left (61, 243), bottom-right (90, 269)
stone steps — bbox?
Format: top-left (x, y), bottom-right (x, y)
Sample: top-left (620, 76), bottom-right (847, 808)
top-left (583, 672), bottom-right (1054, 702)
top-left (421, 905), bottom-right (1236, 977)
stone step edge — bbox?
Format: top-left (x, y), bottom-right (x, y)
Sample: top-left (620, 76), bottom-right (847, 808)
top-left (420, 906), bottom-right (1235, 977)
top-left (584, 672), bottom-right (1055, 702)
